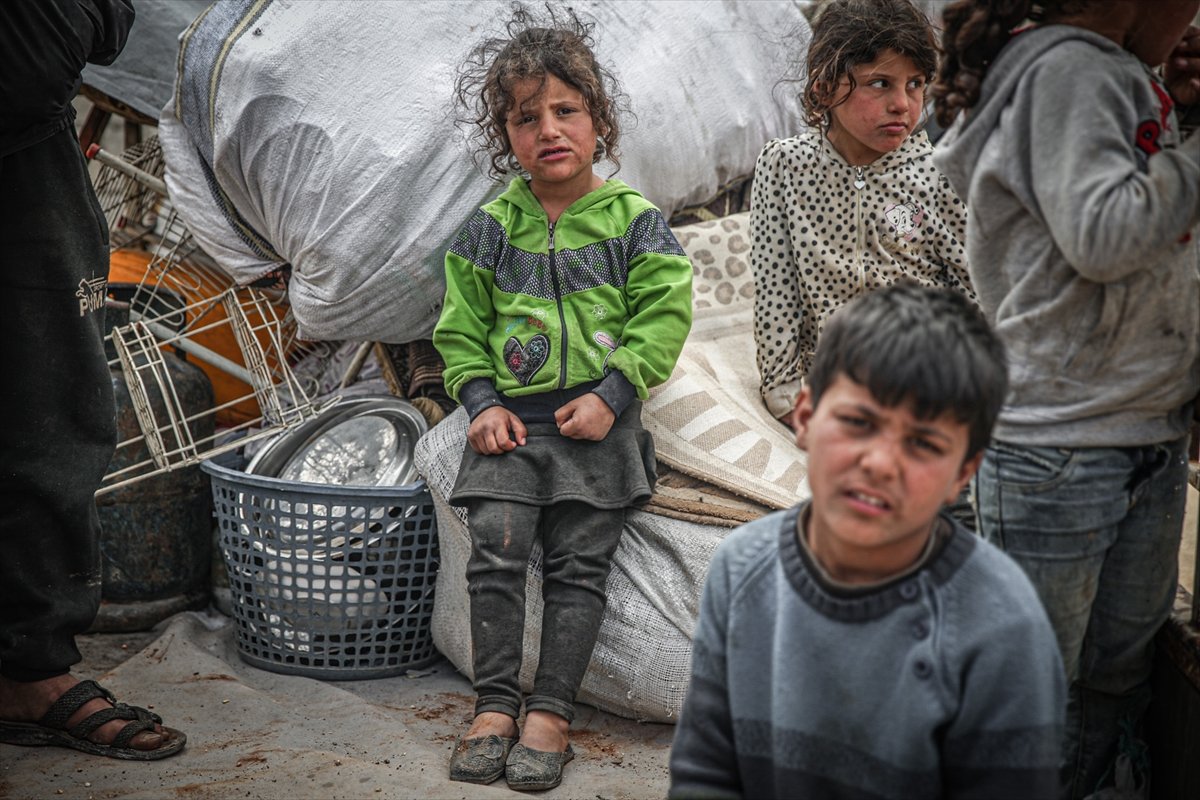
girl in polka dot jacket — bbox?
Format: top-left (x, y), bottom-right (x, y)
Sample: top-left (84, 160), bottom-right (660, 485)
top-left (751, 0), bottom-right (976, 422)
top-left (432, 7), bottom-right (692, 793)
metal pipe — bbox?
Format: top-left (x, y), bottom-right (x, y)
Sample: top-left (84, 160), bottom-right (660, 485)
top-left (85, 144), bottom-right (169, 197)
top-left (340, 341), bottom-right (374, 388)
top-left (130, 311), bottom-right (257, 385)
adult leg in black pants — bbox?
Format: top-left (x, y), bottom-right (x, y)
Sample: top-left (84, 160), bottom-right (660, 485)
top-left (0, 127), bottom-right (185, 760)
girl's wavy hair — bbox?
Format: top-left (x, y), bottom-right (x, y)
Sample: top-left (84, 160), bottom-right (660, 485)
top-left (453, 3), bottom-right (629, 179)
top-left (931, 0), bottom-right (1091, 127)
top-left (801, 0), bottom-right (940, 128)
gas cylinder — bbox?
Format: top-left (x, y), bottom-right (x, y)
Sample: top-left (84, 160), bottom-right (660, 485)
top-left (92, 289), bottom-right (216, 631)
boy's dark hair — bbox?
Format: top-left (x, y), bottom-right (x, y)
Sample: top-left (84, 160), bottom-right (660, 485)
top-left (807, 283), bottom-right (1008, 459)
top-left (453, 3), bottom-right (628, 179)
top-left (802, 0), bottom-right (940, 127)
top-left (931, 1), bottom-right (1092, 127)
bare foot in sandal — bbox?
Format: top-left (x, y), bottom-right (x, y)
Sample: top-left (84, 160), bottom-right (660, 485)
top-left (0, 674), bottom-right (185, 760)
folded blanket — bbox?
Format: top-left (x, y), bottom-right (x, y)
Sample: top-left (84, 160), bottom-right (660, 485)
top-left (647, 213), bottom-right (809, 509)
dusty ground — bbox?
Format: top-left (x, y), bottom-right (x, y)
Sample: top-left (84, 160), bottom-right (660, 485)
top-left (0, 615), bottom-right (675, 800)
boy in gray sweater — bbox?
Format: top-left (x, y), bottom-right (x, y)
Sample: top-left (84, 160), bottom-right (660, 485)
top-left (669, 284), bottom-right (1066, 799)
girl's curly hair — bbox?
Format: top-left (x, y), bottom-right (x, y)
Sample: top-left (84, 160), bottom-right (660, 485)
top-left (931, 0), bottom-right (1092, 127)
top-left (801, 0), bottom-right (940, 128)
top-left (453, 3), bottom-right (629, 179)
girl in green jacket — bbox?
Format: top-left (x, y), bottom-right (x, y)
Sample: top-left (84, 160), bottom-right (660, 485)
top-left (433, 7), bottom-right (692, 792)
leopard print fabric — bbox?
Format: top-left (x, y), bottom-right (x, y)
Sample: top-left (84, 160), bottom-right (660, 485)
top-left (646, 211), bottom-right (807, 510)
top-left (672, 214), bottom-right (755, 313)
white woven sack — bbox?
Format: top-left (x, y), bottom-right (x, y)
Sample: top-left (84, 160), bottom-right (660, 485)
top-left (158, 0), bottom-right (809, 343)
top-left (415, 409), bottom-right (728, 723)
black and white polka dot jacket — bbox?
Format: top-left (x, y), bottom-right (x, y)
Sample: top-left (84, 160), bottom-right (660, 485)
top-left (750, 128), bottom-right (976, 418)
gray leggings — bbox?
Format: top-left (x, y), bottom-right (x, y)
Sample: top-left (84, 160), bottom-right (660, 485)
top-left (465, 499), bottom-right (624, 723)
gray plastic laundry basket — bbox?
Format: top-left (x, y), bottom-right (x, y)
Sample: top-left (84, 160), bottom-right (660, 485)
top-left (201, 460), bottom-right (439, 680)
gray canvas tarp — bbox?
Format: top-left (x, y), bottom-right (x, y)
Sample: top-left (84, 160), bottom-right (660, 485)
top-left (82, 0), bottom-right (210, 120)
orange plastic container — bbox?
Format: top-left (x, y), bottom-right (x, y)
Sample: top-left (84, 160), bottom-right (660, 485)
top-left (108, 249), bottom-right (294, 427)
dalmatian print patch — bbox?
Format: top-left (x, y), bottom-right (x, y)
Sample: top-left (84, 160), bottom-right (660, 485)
top-left (884, 202), bottom-right (925, 241)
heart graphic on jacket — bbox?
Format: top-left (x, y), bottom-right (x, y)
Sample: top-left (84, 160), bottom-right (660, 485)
top-left (504, 334), bottom-right (550, 385)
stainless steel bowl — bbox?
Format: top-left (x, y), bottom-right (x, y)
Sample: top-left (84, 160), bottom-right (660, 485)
top-left (246, 396), bottom-right (429, 486)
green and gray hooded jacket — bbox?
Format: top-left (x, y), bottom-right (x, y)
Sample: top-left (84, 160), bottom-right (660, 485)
top-left (434, 177), bottom-right (693, 418)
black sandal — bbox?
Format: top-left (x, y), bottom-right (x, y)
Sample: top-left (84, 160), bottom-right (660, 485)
top-left (0, 679), bottom-right (186, 761)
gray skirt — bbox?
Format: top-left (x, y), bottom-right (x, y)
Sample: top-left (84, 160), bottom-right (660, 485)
top-left (448, 401), bottom-right (657, 509)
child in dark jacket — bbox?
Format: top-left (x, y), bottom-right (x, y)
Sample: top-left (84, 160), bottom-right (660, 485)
top-left (433, 6), bottom-right (692, 793)
top-left (670, 284), bottom-right (1065, 800)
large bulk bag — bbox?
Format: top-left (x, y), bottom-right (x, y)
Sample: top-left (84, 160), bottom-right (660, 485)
top-left (158, 0), bottom-right (809, 343)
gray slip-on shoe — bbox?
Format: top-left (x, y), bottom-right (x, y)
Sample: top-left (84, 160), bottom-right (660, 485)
top-left (505, 742), bottom-right (576, 792)
top-left (448, 734), bottom-right (518, 784)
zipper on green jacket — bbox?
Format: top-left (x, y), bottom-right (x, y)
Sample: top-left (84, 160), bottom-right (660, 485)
top-left (548, 221), bottom-right (568, 389)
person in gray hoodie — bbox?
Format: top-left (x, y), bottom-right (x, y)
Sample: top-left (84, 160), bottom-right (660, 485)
top-left (931, 2), bottom-right (1200, 798)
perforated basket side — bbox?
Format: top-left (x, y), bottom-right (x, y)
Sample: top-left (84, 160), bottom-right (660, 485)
top-left (202, 460), bottom-right (439, 680)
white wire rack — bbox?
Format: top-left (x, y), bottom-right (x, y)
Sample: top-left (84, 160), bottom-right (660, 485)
top-left (91, 136), bottom-right (167, 250)
top-left (92, 137), bottom-right (324, 495)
